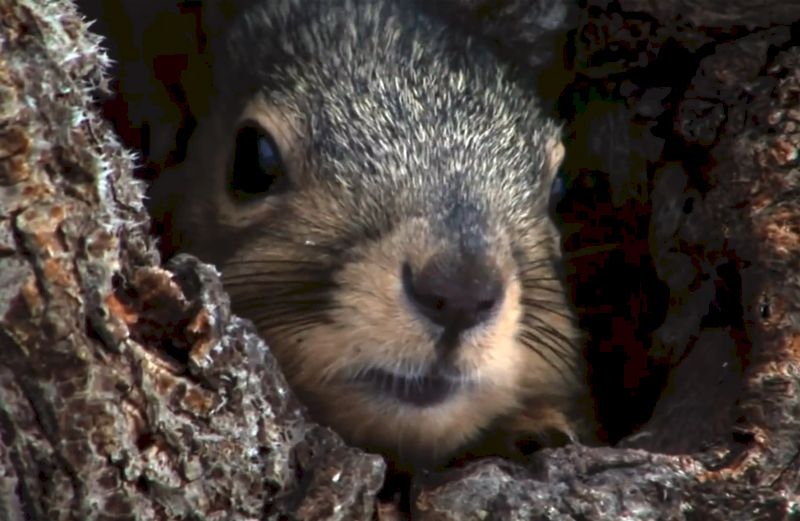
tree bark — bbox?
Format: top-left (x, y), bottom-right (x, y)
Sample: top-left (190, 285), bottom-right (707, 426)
top-left (0, 2), bottom-right (384, 520)
top-left (1, 0), bottom-right (799, 520)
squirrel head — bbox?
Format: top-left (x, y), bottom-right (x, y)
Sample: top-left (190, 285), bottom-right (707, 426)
top-left (151, 0), bottom-right (591, 467)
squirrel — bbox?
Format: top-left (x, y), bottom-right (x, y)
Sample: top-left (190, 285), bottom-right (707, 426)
top-left (135, 0), bottom-right (598, 469)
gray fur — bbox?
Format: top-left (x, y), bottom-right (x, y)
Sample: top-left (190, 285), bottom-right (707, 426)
top-left (153, 0), bottom-right (590, 466)
top-left (194, 0), bottom-right (562, 250)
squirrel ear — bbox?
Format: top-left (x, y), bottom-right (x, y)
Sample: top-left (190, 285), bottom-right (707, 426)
top-left (546, 137), bottom-right (566, 180)
top-left (428, 0), bottom-right (577, 71)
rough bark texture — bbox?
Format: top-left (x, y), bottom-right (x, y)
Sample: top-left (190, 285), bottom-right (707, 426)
top-left (0, 2), bottom-right (384, 520)
top-left (1, 0), bottom-right (799, 520)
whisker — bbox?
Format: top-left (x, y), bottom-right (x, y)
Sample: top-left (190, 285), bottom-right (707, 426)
top-left (523, 328), bottom-right (577, 370)
top-left (226, 278), bottom-right (334, 286)
top-left (563, 242), bottom-right (625, 259)
top-left (237, 302), bottom-right (335, 317)
top-left (519, 275), bottom-right (564, 284)
top-left (516, 236), bottom-right (552, 252)
top-left (519, 298), bottom-right (575, 321)
top-left (249, 308), bottom-right (333, 324)
top-left (224, 277), bottom-right (336, 287)
top-left (516, 331), bottom-right (570, 377)
top-left (520, 319), bottom-right (577, 368)
top-left (225, 258), bottom-right (326, 267)
top-left (228, 292), bottom-right (333, 303)
top-left (520, 283), bottom-right (566, 296)
top-left (234, 302), bottom-right (324, 314)
top-left (518, 327), bottom-right (573, 362)
top-left (253, 318), bottom-right (331, 335)
top-left (516, 258), bottom-right (554, 272)
top-left (522, 312), bottom-right (576, 347)
top-left (224, 267), bottom-right (335, 279)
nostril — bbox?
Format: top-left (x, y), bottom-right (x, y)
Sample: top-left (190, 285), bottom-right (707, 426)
top-left (476, 299), bottom-right (495, 313)
top-left (401, 256), bottom-right (504, 333)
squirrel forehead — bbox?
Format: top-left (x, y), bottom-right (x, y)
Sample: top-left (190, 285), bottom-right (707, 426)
top-left (216, 0), bottom-right (559, 195)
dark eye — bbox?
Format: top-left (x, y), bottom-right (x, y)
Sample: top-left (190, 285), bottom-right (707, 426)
top-left (229, 124), bottom-right (288, 200)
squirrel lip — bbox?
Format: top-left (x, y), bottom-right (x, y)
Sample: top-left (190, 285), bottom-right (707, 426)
top-left (348, 366), bottom-right (472, 407)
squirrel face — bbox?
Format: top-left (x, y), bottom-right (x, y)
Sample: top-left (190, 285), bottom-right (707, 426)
top-left (153, 0), bottom-right (593, 467)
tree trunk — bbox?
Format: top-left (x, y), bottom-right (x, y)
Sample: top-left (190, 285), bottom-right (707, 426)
top-left (1, 0), bottom-right (799, 520)
top-left (0, 2), bottom-right (384, 520)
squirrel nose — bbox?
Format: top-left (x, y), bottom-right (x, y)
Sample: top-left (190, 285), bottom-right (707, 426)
top-left (402, 254), bottom-right (504, 333)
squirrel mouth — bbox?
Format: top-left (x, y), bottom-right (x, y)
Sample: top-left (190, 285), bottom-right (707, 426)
top-left (350, 367), bottom-right (468, 407)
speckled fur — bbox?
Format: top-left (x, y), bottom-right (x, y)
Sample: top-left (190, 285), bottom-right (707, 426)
top-left (152, 0), bottom-right (596, 467)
